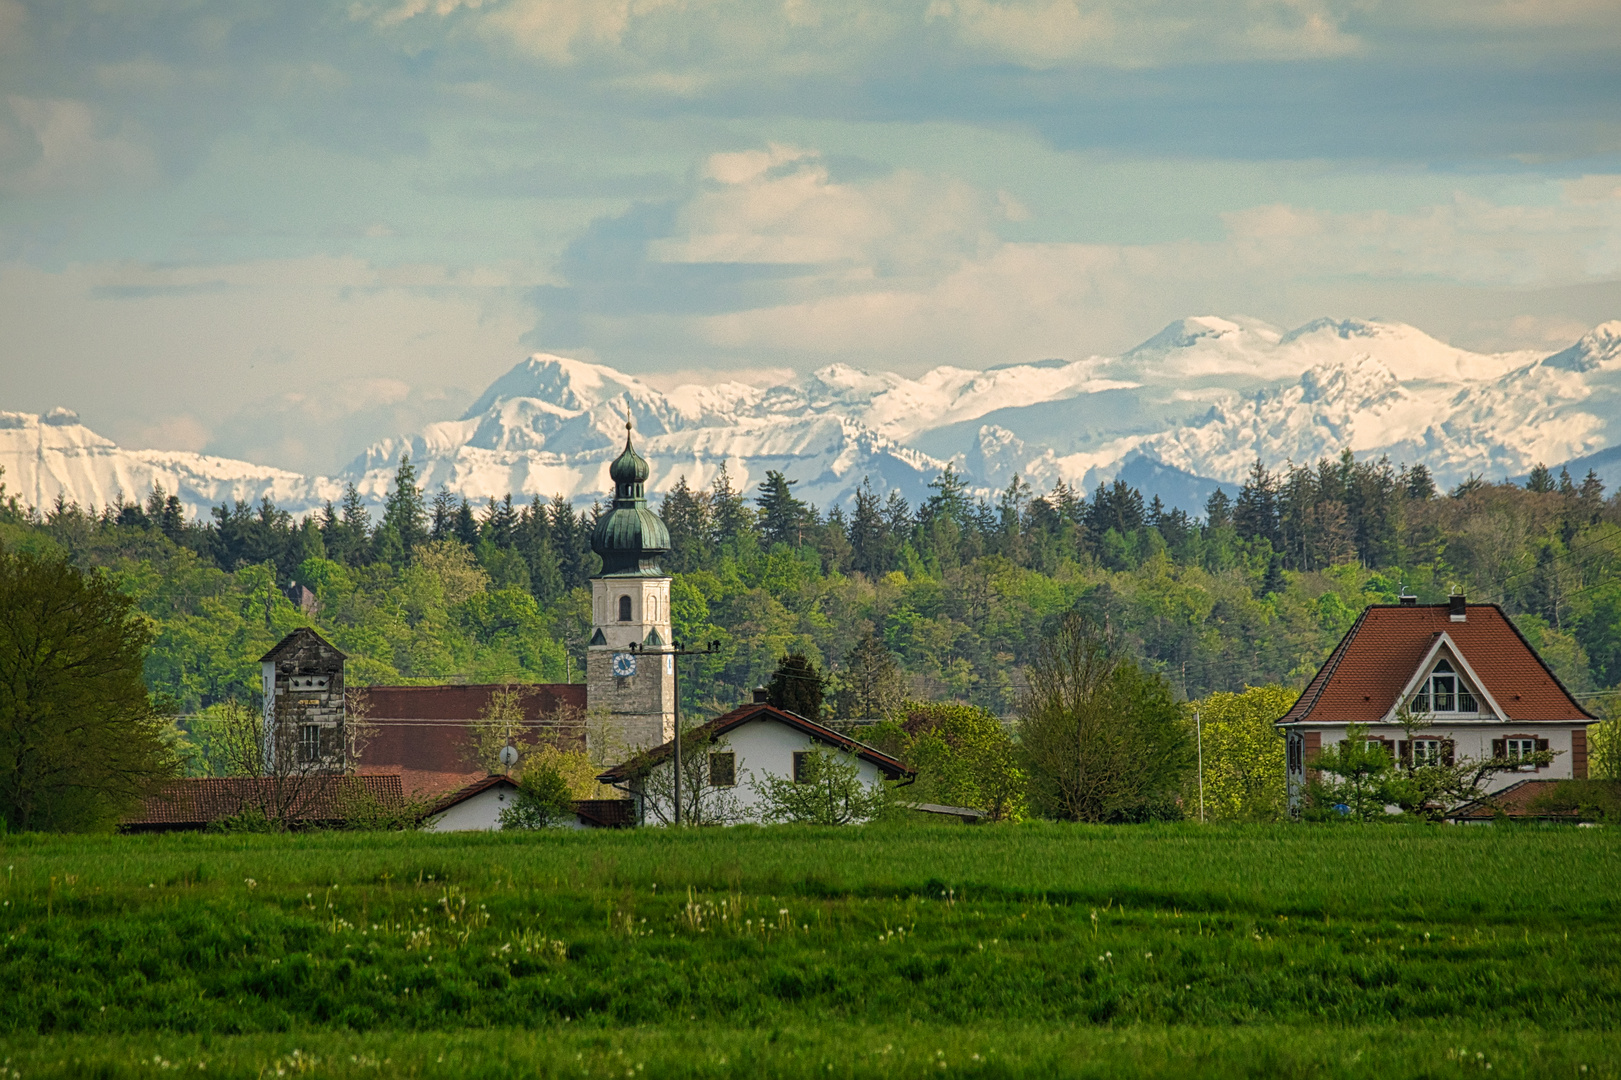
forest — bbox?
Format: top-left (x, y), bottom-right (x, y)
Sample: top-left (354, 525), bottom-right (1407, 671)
top-left (0, 451), bottom-right (1618, 728)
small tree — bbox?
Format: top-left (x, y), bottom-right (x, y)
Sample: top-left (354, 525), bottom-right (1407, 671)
top-left (1384, 710), bottom-right (1557, 820)
top-left (0, 550), bottom-right (177, 831)
top-left (1304, 723), bottom-right (1395, 821)
top-left (499, 762), bottom-right (575, 829)
top-left (640, 726), bottom-right (745, 826)
top-left (869, 701), bottom-right (1027, 821)
top-left (1190, 685), bottom-right (1297, 822)
top-left (461, 685), bottom-right (537, 774)
top-left (1019, 612), bottom-right (1191, 822)
top-left (752, 746), bottom-right (891, 825)
top-left (193, 697), bottom-right (336, 828)
top-left (767, 653), bottom-right (826, 722)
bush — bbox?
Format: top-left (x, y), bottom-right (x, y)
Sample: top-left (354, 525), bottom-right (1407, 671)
top-left (499, 764), bottom-right (574, 829)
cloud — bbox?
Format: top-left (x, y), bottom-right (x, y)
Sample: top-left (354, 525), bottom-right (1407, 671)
top-left (0, 97), bottom-right (157, 194)
top-left (530, 147), bottom-right (1621, 368)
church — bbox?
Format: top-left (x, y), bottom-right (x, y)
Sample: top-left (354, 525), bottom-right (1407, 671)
top-left (232, 422), bottom-right (904, 829)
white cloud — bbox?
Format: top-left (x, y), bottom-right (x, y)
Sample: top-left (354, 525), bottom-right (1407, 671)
top-left (924, 0), bottom-right (1361, 67)
top-left (0, 97), bottom-right (157, 194)
top-left (634, 150), bottom-right (1621, 364)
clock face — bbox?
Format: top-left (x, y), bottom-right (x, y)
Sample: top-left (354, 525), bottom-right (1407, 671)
top-left (612, 653), bottom-right (637, 678)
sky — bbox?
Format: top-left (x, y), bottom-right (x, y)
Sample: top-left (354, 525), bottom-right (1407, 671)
top-left (1, 0), bottom-right (1619, 476)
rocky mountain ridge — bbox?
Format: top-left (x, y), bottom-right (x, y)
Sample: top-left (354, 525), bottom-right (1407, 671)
top-left (5, 317), bottom-right (1618, 521)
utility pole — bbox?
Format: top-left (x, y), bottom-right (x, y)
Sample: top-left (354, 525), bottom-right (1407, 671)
top-left (631, 638), bottom-right (720, 825)
top-left (1195, 708), bottom-right (1206, 823)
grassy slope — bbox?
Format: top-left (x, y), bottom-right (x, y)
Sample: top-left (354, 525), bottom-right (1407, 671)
top-left (1, 823), bottom-right (1618, 1077)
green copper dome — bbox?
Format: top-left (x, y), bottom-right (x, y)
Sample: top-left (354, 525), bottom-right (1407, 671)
top-left (591, 423), bottom-right (670, 577)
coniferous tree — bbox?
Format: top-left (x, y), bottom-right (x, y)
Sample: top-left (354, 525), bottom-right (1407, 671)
top-left (1204, 487), bottom-right (1233, 529)
top-left (1402, 463), bottom-right (1436, 501)
top-left (709, 465), bottom-right (753, 546)
top-left (337, 483), bottom-right (372, 565)
top-left (848, 478), bottom-right (888, 578)
top-left (661, 475), bottom-right (713, 573)
top-left (767, 653), bottom-right (826, 721)
top-left (832, 632), bottom-right (906, 723)
top-left (429, 484), bottom-right (459, 540)
top-left (1232, 460), bottom-right (1280, 548)
top-left (453, 497), bottom-right (479, 549)
top-left (756, 471), bottom-right (812, 548)
top-left (379, 454), bottom-right (427, 561)
top-left (1527, 463), bottom-right (1555, 493)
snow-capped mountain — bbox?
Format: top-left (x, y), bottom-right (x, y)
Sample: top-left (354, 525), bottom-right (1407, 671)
top-left (6, 317), bottom-right (1619, 522)
top-left (0, 408), bottom-right (341, 518)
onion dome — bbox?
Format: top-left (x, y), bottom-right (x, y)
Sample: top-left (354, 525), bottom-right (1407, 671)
top-left (590, 422), bottom-right (671, 577)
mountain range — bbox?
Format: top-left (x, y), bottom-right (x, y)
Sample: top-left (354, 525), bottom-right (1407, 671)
top-left (5, 316), bottom-right (1620, 522)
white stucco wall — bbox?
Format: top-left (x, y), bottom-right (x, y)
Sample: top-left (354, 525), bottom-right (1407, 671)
top-left (636, 717), bottom-right (892, 825)
top-left (427, 780), bottom-right (588, 832)
top-left (1306, 723), bottom-right (1583, 792)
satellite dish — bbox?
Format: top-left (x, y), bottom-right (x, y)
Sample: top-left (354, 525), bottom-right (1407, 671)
top-left (499, 744), bottom-right (520, 768)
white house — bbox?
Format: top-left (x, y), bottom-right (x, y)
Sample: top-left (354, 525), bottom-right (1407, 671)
top-left (425, 774), bottom-right (634, 832)
top-left (1278, 594), bottom-right (1596, 816)
top-left (595, 694), bottom-right (914, 825)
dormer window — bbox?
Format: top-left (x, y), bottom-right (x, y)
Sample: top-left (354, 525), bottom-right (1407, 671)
top-left (1411, 659), bottom-right (1477, 714)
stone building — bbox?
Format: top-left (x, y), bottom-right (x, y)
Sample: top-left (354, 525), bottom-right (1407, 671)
top-left (259, 628), bottom-right (347, 774)
top-left (585, 423), bottom-right (677, 754)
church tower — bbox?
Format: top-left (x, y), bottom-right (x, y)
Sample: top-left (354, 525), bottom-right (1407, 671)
top-left (587, 423), bottom-right (676, 753)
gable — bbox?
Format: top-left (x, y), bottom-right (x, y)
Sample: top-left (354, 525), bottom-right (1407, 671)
top-left (597, 702), bottom-right (910, 783)
top-left (1278, 603), bottom-right (1591, 726)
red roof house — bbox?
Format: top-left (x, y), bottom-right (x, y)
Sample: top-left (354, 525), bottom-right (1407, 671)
top-left (1278, 595), bottom-right (1596, 814)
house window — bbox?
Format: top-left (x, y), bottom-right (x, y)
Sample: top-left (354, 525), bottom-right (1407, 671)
top-left (299, 724), bottom-right (321, 763)
top-left (1506, 738), bottom-right (1540, 770)
top-left (1411, 659), bottom-right (1478, 714)
top-left (618, 595), bottom-right (632, 622)
top-left (793, 751), bottom-right (812, 784)
top-left (709, 752), bottom-right (736, 787)
top-left (1411, 739), bottom-right (1443, 766)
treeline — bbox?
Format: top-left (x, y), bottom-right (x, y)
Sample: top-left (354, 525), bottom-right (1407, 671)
top-left (5, 448), bottom-right (1621, 719)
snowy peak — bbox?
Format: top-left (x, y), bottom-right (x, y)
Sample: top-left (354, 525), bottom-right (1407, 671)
top-left (1543, 321), bottom-right (1621, 373)
top-left (462, 353), bottom-right (659, 418)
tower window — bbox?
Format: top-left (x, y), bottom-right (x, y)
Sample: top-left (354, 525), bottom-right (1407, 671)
top-left (618, 595), bottom-right (632, 622)
top-left (299, 724), bottom-right (321, 763)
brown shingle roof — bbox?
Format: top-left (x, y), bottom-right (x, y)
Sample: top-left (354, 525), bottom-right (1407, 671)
top-left (1278, 603), bottom-right (1592, 726)
top-left (122, 775), bottom-right (404, 831)
top-left (597, 702), bottom-right (913, 784)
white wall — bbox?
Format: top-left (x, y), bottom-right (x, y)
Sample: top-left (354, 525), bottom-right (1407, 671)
top-left (427, 780), bottom-right (588, 832)
top-left (637, 717), bottom-right (891, 825)
top-left (1311, 723), bottom-right (1582, 791)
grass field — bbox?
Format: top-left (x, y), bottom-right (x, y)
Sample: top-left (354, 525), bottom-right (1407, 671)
top-left (1, 822), bottom-right (1618, 1077)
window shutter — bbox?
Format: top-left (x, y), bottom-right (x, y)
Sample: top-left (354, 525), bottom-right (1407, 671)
top-left (1535, 737), bottom-right (1549, 770)
top-left (1492, 738), bottom-right (1506, 759)
top-left (1380, 739), bottom-right (1395, 760)
top-left (1399, 741), bottom-right (1411, 765)
top-left (1442, 740), bottom-right (1455, 766)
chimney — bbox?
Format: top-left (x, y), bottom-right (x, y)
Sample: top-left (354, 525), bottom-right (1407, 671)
top-left (1449, 594), bottom-right (1467, 622)
top-left (1399, 593), bottom-right (1417, 606)
top-left (752, 686), bottom-right (769, 704)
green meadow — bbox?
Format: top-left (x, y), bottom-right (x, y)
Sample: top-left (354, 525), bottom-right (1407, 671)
top-left (1, 823), bottom-right (1618, 1078)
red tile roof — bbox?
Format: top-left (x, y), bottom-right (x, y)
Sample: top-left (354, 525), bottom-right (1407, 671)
top-left (352, 683), bottom-right (587, 801)
top-left (122, 775), bottom-right (405, 831)
top-left (1279, 604), bottom-right (1592, 727)
top-left (1448, 779), bottom-right (1579, 821)
top-left (597, 702), bottom-right (913, 784)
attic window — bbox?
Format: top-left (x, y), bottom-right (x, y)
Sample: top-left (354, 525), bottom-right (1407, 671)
top-left (1411, 659), bottom-right (1477, 714)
